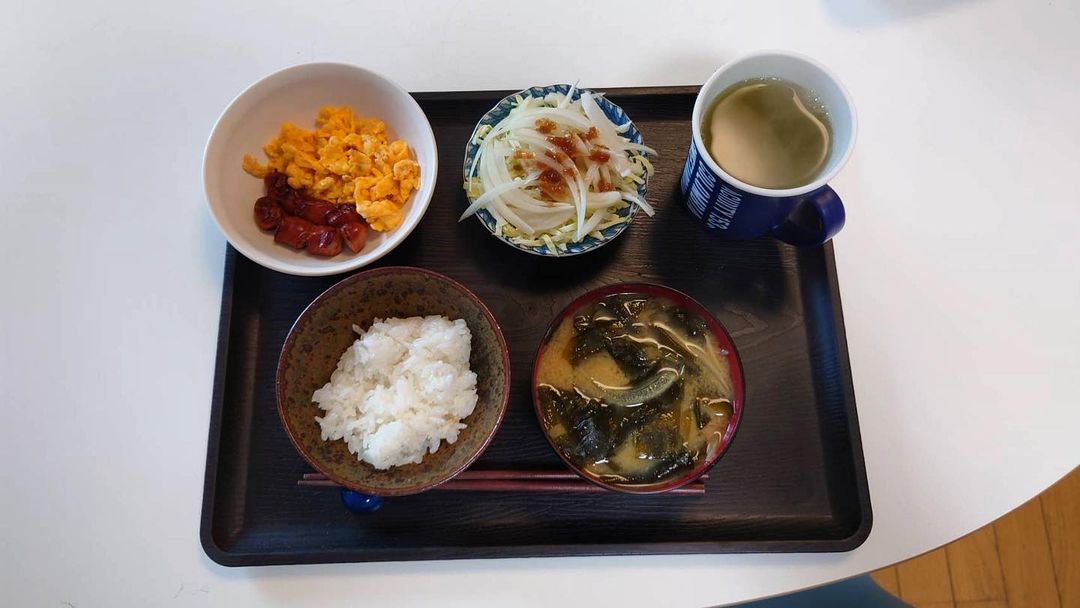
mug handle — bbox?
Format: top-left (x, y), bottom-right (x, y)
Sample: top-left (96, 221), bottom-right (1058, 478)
top-left (769, 186), bottom-right (846, 247)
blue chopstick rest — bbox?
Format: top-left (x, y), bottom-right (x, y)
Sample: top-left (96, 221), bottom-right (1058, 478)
top-left (340, 489), bottom-right (383, 513)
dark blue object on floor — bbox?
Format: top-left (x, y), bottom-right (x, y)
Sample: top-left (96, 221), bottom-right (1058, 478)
top-left (732, 576), bottom-right (910, 607)
top-left (340, 489), bottom-right (383, 513)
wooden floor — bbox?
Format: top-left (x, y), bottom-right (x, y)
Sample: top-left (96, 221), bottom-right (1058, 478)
top-left (871, 466), bottom-right (1080, 607)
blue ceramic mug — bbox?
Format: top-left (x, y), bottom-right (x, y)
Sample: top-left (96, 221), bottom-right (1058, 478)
top-left (682, 51), bottom-right (857, 246)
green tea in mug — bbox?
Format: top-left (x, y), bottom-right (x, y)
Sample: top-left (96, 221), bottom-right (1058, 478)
top-left (702, 78), bottom-right (832, 190)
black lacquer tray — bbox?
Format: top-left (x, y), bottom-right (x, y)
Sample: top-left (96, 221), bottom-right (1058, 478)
top-left (200, 87), bottom-right (871, 566)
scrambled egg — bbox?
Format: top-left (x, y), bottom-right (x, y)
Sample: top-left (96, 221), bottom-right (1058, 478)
top-left (242, 106), bottom-right (420, 232)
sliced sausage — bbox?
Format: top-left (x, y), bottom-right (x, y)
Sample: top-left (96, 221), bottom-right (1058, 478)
top-left (274, 216), bottom-right (316, 250)
top-left (307, 226), bottom-right (343, 257)
top-left (325, 204), bottom-right (363, 228)
top-left (298, 198), bottom-right (338, 225)
top-left (253, 196), bottom-right (282, 231)
top-left (339, 222), bottom-right (368, 253)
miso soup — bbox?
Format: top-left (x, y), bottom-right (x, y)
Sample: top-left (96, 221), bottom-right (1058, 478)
top-left (535, 293), bottom-right (735, 487)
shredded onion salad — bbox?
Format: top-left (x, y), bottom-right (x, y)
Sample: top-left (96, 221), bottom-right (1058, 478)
top-left (461, 87), bottom-right (656, 253)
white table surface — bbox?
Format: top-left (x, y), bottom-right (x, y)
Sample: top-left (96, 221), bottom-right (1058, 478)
top-left (3, 0), bottom-right (1079, 605)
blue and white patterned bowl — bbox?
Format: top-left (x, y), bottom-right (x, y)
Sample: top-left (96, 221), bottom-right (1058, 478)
top-left (462, 84), bottom-right (650, 257)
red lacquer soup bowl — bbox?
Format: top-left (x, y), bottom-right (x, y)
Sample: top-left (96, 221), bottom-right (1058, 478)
top-left (531, 283), bottom-right (745, 494)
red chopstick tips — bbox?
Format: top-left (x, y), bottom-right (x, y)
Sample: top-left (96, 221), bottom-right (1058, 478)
top-left (298, 470), bottom-right (707, 495)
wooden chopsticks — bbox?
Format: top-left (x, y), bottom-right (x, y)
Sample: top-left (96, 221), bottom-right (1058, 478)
top-left (298, 470), bottom-right (707, 495)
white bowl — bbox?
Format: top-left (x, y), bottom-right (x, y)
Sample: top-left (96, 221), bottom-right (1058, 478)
top-left (203, 63), bottom-right (437, 276)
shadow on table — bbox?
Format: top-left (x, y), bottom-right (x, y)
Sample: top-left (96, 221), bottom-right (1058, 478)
top-left (821, 0), bottom-right (978, 27)
top-left (731, 575), bottom-right (910, 607)
top-left (199, 210), bottom-right (228, 283)
top-left (197, 550), bottom-right (856, 605)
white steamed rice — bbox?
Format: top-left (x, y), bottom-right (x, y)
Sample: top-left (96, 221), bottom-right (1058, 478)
top-left (313, 316), bottom-right (479, 470)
